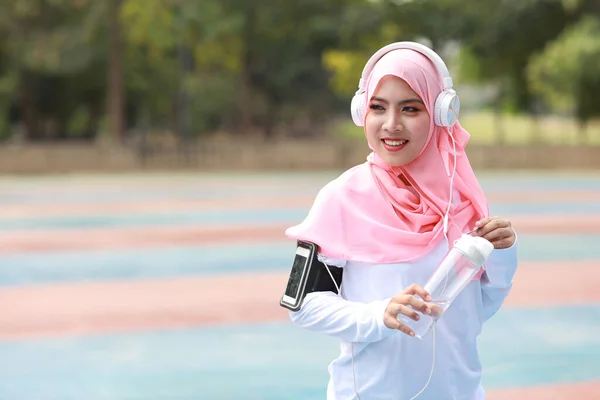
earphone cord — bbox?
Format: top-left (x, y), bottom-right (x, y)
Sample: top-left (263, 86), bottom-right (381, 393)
top-left (443, 127), bottom-right (458, 242)
top-left (321, 128), bottom-right (456, 399)
top-left (321, 260), bottom-right (362, 400)
top-left (322, 259), bottom-right (434, 400)
top-left (408, 326), bottom-right (436, 400)
top-left (410, 128), bottom-right (457, 399)
top-left (408, 127), bottom-right (457, 399)
top-left (440, 127), bottom-right (458, 301)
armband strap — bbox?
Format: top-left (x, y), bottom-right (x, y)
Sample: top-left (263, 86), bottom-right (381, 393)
top-left (279, 240), bottom-right (343, 312)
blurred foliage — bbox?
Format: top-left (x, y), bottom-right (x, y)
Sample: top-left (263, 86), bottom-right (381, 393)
top-left (528, 16), bottom-right (600, 132)
top-left (0, 0), bottom-right (598, 142)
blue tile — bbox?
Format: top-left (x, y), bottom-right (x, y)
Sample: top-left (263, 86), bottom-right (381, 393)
top-left (480, 306), bottom-right (600, 388)
top-left (0, 241), bottom-right (295, 286)
top-left (1, 202), bottom-right (600, 231)
top-left (0, 208), bottom-right (310, 230)
top-left (0, 234), bottom-right (598, 287)
top-left (0, 306), bottom-right (598, 399)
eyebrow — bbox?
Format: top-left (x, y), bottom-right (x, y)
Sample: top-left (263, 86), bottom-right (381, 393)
top-left (370, 96), bottom-right (424, 106)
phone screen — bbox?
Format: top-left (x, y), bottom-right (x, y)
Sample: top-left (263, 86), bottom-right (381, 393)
top-left (284, 246), bottom-right (310, 299)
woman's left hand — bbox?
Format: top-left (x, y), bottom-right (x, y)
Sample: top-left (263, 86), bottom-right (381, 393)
top-left (473, 216), bottom-right (516, 249)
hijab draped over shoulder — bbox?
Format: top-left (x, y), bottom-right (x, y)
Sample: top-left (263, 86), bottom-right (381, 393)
top-left (286, 49), bottom-right (489, 269)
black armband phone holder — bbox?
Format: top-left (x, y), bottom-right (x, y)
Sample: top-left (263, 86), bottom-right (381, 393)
top-left (279, 241), bottom-right (343, 312)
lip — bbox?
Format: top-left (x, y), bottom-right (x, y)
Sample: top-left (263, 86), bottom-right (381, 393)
top-left (381, 138), bottom-right (409, 152)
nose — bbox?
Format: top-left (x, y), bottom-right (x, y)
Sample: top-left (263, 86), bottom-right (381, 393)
top-left (382, 112), bottom-right (403, 133)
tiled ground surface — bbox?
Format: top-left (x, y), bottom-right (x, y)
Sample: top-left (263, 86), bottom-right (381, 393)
top-left (1, 171), bottom-right (599, 399)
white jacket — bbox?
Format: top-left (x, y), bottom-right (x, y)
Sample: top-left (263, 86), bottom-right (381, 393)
top-left (289, 239), bottom-right (518, 400)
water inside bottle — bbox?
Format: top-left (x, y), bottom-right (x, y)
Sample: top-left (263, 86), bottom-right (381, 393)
top-left (397, 235), bottom-right (494, 339)
top-left (398, 297), bottom-right (451, 339)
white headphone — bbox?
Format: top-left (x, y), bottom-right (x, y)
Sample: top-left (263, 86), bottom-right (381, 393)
top-left (350, 41), bottom-right (460, 128)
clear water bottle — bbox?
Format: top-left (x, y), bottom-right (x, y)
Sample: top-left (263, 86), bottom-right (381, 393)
top-left (398, 234), bottom-right (495, 339)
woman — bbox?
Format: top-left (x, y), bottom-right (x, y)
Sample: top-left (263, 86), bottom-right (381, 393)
top-left (285, 42), bottom-right (518, 399)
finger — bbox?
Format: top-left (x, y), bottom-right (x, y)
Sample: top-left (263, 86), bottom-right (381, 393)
top-left (383, 313), bottom-right (403, 330)
top-left (477, 218), bottom-right (505, 236)
top-left (397, 322), bottom-right (416, 337)
top-left (385, 302), bottom-right (405, 319)
top-left (475, 216), bottom-right (495, 230)
top-left (427, 303), bottom-right (445, 318)
top-left (405, 296), bottom-right (432, 316)
top-left (402, 284), bottom-right (432, 301)
top-left (384, 314), bottom-right (416, 337)
top-left (477, 218), bottom-right (510, 237)
top-left (395, 304), bottom-right (423, 321)
top-left (489, 237), bottom-right (515, 249)
top-left (480, 227), bottom-right (513, 242)
top-left (387, 303), bottom-right (421, 322)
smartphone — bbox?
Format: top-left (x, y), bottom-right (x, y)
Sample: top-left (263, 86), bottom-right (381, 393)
top-left (280, 242), bottom-right (314, 311)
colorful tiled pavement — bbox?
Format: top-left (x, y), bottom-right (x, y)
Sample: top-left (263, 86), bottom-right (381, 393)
top-left (1, 172), bottom-right (599, 399)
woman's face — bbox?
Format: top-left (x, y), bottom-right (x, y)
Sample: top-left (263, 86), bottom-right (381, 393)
top-left (365, 75), bottom-right (431, 167)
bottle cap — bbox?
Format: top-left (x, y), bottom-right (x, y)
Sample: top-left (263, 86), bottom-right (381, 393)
top-left (453, 234), bottom-right (494, 267)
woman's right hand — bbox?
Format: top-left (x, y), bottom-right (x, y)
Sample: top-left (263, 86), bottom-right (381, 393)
top-left (383, 284), bottom-right (432, 337)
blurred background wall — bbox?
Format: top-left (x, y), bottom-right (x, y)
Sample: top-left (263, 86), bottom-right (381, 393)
top-left (1, 0), bottom-right (600, 173)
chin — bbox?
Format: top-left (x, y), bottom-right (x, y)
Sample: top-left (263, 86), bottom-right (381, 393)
top-left (382, 154), bottom-right (414, 167)
top-left (388, 161), bottom-right (409, 167)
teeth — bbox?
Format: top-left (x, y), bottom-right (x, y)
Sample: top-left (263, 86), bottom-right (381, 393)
top-left (384, 139), bottom-right (408, 146)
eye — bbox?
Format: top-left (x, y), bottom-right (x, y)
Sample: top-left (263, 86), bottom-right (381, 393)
top-left (369, 104), bottom-right (385, 111)
top-left (402, 106), bottom-right (421, 113)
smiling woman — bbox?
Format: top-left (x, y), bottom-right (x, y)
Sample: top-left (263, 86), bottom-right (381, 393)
top-left (365, 76), bottom-right (430, 166)
top-left (282, 42), bottom-right (519, 400)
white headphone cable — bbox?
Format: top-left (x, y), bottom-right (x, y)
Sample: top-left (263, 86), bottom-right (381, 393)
top-left (407, 127), bottom-right (458, 399)
top-left (322, 258), bottom-right (434, 400)
top-left (322, 127), bottom-right (456, 399)
top-left (320, 259), bottom-right (363, 400)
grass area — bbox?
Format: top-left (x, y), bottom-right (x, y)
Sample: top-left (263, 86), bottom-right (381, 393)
top-left (334, 111), bottom-right (600, 145)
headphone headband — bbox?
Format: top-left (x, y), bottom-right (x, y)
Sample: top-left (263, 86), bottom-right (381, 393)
top-left (356, 41), bottom-right (454, 93)
top-left (350, 41), bottom-right (460, 128)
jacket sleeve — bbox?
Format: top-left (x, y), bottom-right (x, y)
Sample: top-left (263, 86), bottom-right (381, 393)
top-left (288, 254), bottom-right (396, 343)
top-left (480, 234), bottom-right (519, 322)
top-left (289, 291), bottom-right (396, 343)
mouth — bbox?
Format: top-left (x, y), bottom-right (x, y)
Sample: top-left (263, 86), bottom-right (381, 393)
top-left (381, 138), bottom-right (409, 152)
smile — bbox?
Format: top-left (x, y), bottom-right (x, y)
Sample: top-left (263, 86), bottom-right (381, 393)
top-left (382, 139), bottom-right (408, 146)
top-left (381, 138), bottom-right (409, 152)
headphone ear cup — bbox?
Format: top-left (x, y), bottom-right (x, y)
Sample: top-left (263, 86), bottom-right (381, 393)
top-left (350, 92), bottom-right (367, 127)
top-left (434, 90), bottom-right (460, 127)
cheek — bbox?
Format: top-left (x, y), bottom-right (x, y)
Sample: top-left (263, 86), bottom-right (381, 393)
top-left (411, 118), bottom-right (431, 148)
top-left (364, 115), bottom-right (381, 144)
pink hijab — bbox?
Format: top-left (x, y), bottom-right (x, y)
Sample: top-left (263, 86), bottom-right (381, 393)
top-left (286, 49), bottom-right (489, 269)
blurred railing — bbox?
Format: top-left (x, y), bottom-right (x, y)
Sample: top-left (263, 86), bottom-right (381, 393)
top-left (1, 137), bottom-right (599, 174)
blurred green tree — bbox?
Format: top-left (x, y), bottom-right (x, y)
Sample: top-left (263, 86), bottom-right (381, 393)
top-left (528, 15), bottom-right (600, 142)
top-left (0, 0), bottom-right (108, 140)
top-left (429, 0), bottom-right (576, 113)
top-left (0, 0), bottom-right (597, 144)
